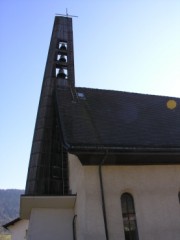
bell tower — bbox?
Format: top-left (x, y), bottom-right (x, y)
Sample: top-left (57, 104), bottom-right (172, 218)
top-left (25, 16), bottom-right (75, 195)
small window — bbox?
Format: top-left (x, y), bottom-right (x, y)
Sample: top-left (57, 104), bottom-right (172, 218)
top-left (121, 193), bottom-right (139, 240)
top-left (178, 192), bottom-right (180, 203)
top-left (77, 92), bottom-right (86, 100)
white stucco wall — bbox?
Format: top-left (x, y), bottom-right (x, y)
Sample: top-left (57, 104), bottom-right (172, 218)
top-left (69, 153), bottom-right (180, 240)
top-left (8, 219), bottom-right (29, 240)
top-left (27, 208), bottom-right (74, 240)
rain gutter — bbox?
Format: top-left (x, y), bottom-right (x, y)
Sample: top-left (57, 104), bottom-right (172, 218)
top-left (99, 150), bottom-right (109, 240)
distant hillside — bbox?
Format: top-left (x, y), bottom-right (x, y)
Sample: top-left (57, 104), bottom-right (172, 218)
top-left (0, 189), bottom-right (24, 233)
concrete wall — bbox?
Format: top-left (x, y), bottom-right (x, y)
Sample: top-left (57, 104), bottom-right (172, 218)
top-left (8, 219), bottom-right (29, 240)
top-left (69, 154), bottom-right (180, 240)
top-left (27, 208), bottom-right (74, 240)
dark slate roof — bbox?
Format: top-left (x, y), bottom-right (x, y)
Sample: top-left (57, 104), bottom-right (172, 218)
top-left (56, 87), bottom-right (180, 152)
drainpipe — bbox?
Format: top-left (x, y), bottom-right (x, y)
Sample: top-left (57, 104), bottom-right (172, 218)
top-left (99, 151), bottom-right (109, 240)
top-left (73, 214), bottom-right (77, 240)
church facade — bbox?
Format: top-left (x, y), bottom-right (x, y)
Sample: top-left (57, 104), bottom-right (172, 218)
top-left (20, 16), bottom-right (180, 240)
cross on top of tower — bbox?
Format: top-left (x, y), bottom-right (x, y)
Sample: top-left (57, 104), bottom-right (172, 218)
top-left (55, 8), bottom-right (78, 18)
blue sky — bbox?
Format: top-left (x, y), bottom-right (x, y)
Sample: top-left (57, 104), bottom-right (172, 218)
top-left (1, 0), bottom-right (180, 189)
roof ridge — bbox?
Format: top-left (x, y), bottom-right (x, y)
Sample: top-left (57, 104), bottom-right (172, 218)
top-left (75, 86), bottom-right (180, 99)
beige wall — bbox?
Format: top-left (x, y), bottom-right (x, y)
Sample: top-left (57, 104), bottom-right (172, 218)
top-left (69, 154), bottom-right (180, 240)
top-left (27, 208), bottom-right (74, 240)
top-left (8, 220), bottom-right (28, 240)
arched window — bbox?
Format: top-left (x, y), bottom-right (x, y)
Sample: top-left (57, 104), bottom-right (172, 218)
top-left (121, 193), bottom-right (139, 240)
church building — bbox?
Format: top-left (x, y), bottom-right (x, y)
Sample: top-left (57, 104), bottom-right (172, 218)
top-left (20, 16), bottom-right (180, 240)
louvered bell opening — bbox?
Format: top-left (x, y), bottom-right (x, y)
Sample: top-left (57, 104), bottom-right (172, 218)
top-left (58, 55), bottom-right (66, 63)
top-left (56, 68), bottom-right (68, 88)
top-left (60, 43), bottom-right (67, 51)
top-left (57, 68), bottom-right (66, 79)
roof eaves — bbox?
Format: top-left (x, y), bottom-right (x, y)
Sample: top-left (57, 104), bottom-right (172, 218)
top-left (68, 144), bottom-right (180, 154)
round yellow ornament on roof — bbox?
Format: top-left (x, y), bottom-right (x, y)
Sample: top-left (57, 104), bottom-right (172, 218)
top-left (166, 99), bottom-right (177, 110)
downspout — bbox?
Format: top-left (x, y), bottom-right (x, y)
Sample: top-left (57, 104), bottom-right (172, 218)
top-left (73, 214), bottom-right (77, 240)
top-left (99, 150), bottom-right (109, 240)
